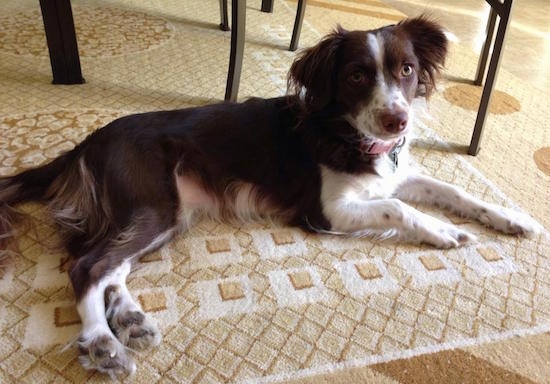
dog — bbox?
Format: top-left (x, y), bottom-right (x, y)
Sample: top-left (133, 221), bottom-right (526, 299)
top-left (0, 16), bottom-right (539, 377)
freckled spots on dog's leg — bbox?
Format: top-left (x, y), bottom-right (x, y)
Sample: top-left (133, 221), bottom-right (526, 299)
top-left (425, 188), bottom-right (432, 195)
top-left (457, 233), bottom-right (469, 243)
top-left (105, 285), bottom-right (122, 309)
top-left (472, 207), bottom-right (488, 219)
top-left (383, 213), bottom-right (391, 220)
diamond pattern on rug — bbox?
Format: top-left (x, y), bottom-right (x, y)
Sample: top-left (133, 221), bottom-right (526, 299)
top-left (1, 0), bottom-right (549, 382)
top-left (4, 154), bottom-right (548, 381)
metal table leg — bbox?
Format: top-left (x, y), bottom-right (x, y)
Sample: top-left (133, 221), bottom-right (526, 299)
top-left (468, 0), bottom-right (514, 155)
top-left (39, 0), bottom-right (84, 85)
top-left (261, 0), bottom-right (274, 13)
top-left (261, 0), bottom-right (306, 51)
top-left (219, 0), bottom-right (230, 31)
top-left (289, 0), bottom-right (306, 51)
top-left (224, 0), bottom-right (245, 101)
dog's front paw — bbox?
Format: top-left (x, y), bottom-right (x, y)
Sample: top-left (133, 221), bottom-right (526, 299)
top-left (478, 206), bottom-right (540, 238)
top-left (414, 217), bottom-right (476, 248)
top-left (78, 333), bottom-right (136, 378)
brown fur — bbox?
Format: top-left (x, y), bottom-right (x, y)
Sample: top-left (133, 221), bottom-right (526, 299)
top-left (0, 14), bottom-right (447, 333)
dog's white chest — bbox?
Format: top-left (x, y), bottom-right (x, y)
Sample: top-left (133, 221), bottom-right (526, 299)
top-left (320, 157), bottom-right (406, 203)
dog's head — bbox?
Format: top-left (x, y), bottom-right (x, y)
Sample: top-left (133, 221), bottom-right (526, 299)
top-left (288, 16), bottom-right (448, 142)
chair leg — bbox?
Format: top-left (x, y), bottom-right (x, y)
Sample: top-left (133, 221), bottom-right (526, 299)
top-left (474, 7), bottom-right (498, 86)
top-left (39, 0), bottom-right (84, 85)
top-left (468, 0), bottom-right (514, 156)
top-left (224, 0), bottom-right (245, 102)
top-left (219, 0), bottom-right (230, 31)
top-left (261, 0), bottom-right (274, 13)
top-left (289, 0), bottom-right (306, 51)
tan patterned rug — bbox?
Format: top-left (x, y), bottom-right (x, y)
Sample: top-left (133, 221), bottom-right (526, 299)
top-left (1, 0), bottom-right (549, 383)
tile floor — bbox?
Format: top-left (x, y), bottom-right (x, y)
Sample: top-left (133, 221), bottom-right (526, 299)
top-left (381, 0), bottom-right (550, 94)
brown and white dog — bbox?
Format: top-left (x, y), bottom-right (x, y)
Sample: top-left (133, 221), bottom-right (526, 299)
top-left (0, 17), bottom-right (539, 376)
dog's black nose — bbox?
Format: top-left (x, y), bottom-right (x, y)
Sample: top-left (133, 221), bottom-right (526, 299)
top-left (380, 110), bottom-right (408, 133)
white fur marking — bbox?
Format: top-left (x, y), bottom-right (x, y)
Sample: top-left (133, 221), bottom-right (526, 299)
top-left (176, 172), bottom-right (277, 225)
top-left (367, 33), bottom-right (383, 73)
top-left (176, 174), bottom-right (214, 209)
top-left (395, 174), bottom-right (541, 237)
top-left (77, 261), bottom-right (132, 338)
top-left (319, 165), bottom-right (475, 247)
top-left (351, 33), bottom-right (410, 139)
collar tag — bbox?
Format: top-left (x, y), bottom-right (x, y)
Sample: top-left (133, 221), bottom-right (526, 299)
top-left (389, 137), bottom-right (406, 169)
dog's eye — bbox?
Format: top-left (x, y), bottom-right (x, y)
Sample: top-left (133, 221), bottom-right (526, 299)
top-left (349, 71), bottom-right (365, 83)
top-left (401, 64), bottom-right (414, 77)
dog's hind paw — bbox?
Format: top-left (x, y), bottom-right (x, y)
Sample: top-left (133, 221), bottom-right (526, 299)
top-left (78, 334), bottom-right (136, 378)
top-left (110, 309), bottom-right (161, 350)
top-left (105, 285), bottom-right (161, 350)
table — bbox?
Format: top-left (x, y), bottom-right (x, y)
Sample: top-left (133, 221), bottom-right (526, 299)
top-left (38, 0), bottom-right (246, 101)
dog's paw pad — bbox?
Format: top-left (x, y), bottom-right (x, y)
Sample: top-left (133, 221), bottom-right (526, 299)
top-left (105, 287), bottom-right (161, 350)
top-left (78, 334), bottom-right (135, 378)
top-left (120, 311), bottom-right (161, 350)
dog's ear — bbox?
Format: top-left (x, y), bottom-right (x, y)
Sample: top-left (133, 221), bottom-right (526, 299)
top-left (288, 26), bottom-right (347, 111)
top-left (398, 16), bottom-right (448, 98)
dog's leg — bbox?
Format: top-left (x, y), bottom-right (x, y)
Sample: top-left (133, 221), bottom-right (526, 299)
top-left (324, 195), bottom-right (475, 248)
top-left (70, 211), bottom-right (176, 377)
top-left (75, 256), bottom-right (164, 377)
top-left (76, 260), bottom-right (136, 378)
top-left (395, 174), bottom-right (540, 237)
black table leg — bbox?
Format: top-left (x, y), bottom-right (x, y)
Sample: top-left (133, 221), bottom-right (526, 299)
top-left (289, 0), bottom-right (306, 51)
top-left (224, 0), bottom-right (245, 101)
top-left (468, 0), bottom-right (513, 156)
top-left (261, 0), bottom-right (274, 13)
top-left (39, 0), bottom-right (84, 84)
top-left (219, 0), bottom-right (230, 31)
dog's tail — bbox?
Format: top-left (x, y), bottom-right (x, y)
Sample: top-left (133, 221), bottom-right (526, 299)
top-left (0, 151), bottom-right (77, 267)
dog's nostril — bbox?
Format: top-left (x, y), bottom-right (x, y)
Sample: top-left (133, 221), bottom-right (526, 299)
top-left (398, 119), bottom-right (408, 131)
top-left (380, 112), bottom-right (408, 133)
